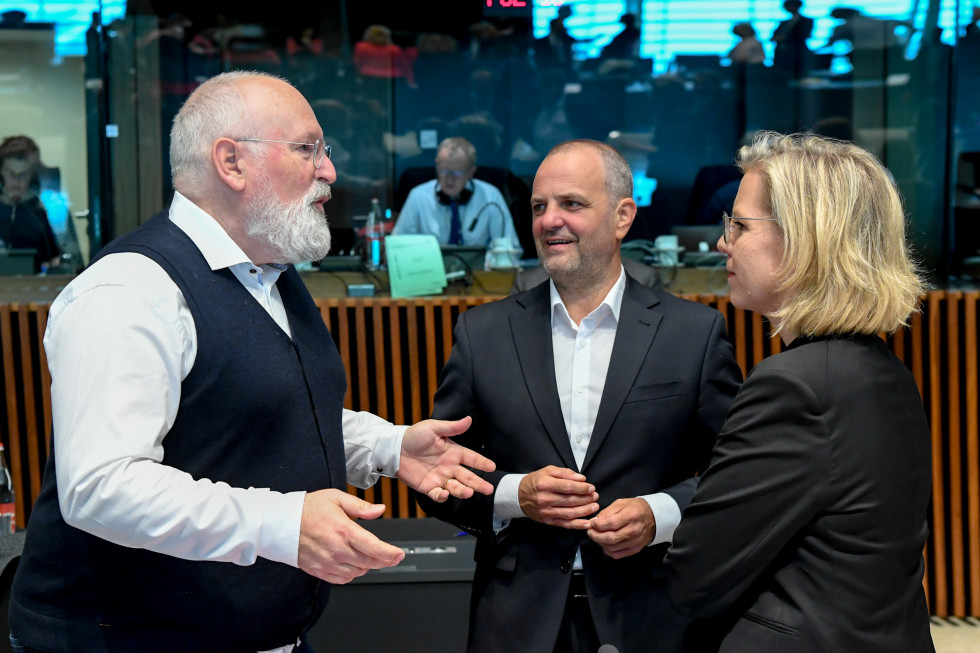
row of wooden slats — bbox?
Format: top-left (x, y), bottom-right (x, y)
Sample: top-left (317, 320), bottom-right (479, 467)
top-left (1, 291), bottom-right (978, 615)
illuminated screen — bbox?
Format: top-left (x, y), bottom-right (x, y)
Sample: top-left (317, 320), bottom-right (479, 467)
top-left (0, 1), bottom-right (127, 56)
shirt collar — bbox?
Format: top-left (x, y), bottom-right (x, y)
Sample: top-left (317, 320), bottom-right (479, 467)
top-left (549, 265), bottom-right (627, 328)
top-left (169, 191), bottom-right (257, 272)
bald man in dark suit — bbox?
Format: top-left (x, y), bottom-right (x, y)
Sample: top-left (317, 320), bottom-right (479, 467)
top-left (418, 140), bottom-right (741, 653)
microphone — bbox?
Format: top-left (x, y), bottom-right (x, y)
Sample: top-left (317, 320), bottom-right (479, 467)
top-left (467, 202), bottom-right (507, 239)
top-left (597, 646), bottom-right (620, 653)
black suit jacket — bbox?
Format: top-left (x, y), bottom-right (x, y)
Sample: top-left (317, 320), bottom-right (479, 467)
top-left (418, 276), bottom-right (741, 652)
top-left (666, 335), bottom-right (935, 653)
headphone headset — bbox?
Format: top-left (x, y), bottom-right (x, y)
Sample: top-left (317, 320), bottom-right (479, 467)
top-left (435, 180), bottom-right (475, 206)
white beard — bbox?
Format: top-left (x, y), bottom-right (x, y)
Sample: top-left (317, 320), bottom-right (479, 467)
top-left (243, 175), bottom-right (333, 263)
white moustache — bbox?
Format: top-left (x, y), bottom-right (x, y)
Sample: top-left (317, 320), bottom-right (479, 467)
top-left (309, 181), bottom-right (332, 203)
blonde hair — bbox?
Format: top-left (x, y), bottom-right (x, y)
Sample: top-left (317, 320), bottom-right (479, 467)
top-left (363, 24), bottom-right (392, 46)
top-left (737, 131), bottom-right (925, 336)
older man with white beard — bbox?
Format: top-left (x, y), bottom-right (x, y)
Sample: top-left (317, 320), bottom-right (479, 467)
top-left (8, 71), bottom-right (495, 653)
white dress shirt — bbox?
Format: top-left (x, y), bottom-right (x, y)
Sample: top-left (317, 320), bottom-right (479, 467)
top-left (493, 268), bottom-right (682, 549)
top-left (45, 192), bottom-right (404, 653)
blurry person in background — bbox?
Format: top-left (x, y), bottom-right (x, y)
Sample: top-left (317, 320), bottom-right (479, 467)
top-left (0, 135), bottom-right (61, 272)
top-left (392, 136), bottom-right (520, 252)
top-left (353, 24), bottom-right (417, 88)
top-left (666, 132), bottom-right (934, 652)
top-left (771, 0), bottom-right (814, 77)
top-left (728, 22), bottom-right (765, 64)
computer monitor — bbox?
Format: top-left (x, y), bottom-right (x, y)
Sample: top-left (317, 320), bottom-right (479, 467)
top-left (671, 226), bottom-right (723, 252)
top-left (671, 226), bottom-right (725, 267)
top-left (673, 55), bottom-right (722, 74)
top-left (440, 245), bottom-right (486, 273)
top-left (0, 249), bottom-right (36, 276)
top-left (318, 255), bottom-right (363, 272)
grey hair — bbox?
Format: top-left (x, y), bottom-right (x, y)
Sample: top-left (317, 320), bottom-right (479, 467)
top-left (436, 137), bottom-right (477, 167)
top-left (169, 70), bottom-right (287, 196)
top-left (545, 139), bottom-right (633, 207)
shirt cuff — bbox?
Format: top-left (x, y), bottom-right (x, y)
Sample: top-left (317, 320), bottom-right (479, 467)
top-left (342, 409), bottom-right (407, 488)
top-left (492, 473), bottom-right (526, 531)
top-left (642, 492), bottom-right (682, 546)
top-left (256, 490), bottom-right (306, 567)
top-left (371, 423), bottom-right (406, 478)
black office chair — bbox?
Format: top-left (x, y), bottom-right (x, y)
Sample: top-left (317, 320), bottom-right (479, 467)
top-left (687, 163), bottom-right (742, 225)
top-left (955, 151), bottom-right (980, 276)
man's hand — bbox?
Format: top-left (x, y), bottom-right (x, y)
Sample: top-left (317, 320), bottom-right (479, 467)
top-left (586, 497), bottom-right (656, 559)
top-left (297, 489), bottom-right (405, 584)
top-left (518, 465), bottom-right (599, 529)
top-left (397, 416), bottom-right (496, 503)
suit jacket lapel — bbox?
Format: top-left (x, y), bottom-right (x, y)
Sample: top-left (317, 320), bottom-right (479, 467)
top-left (511, 284), bottom-right (578, 470)
top-left (583, 279), bottom-right (663, 470)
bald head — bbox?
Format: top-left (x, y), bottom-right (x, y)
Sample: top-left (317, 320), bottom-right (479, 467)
top-left (543, 139), bottom-right (633, 209)
top-left (170, 71), bottom-right (304, 197)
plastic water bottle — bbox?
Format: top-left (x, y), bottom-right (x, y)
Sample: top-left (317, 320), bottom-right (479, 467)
top-left (0, 443), bottom-right (15, 534)
top-left (365, 198), bottom-right (384, 270)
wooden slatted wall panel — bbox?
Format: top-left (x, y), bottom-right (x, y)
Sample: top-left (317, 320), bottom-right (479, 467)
top-left (0, 303), bottom-right (51, 528)
top-left (35, 308), bottom-right (52, 460)
top-left (2, 292), bottom-right (978, 616)
top-left (405, 301), bottom-right (423, 425)
top-left (928, 292), bottom-right (949, 615)
top-left (16, 309), bottom-right (41, 504)
top-left (947, 293), bottom-right (965, 616)
top-left (966, 292), bottom-right (980, 614)
top-left (927, 290), bottom-right (980, 617)
top-left (372, 304), bottom-right (392, 516)
top-left (387, 301), bottom-right (409, 518)
top-left (0, 305), bottom-right (26, 529)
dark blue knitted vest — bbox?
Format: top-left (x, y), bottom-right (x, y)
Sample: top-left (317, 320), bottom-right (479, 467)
top-left (10, 212), bottom-right (349, 652)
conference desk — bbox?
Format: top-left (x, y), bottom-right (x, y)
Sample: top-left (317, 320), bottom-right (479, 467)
top-left (0, 270), bottom-right (977, 618)
top-left (0, 270), bottom-right (518, 304)
top-left (0, 263), bottom-right (733, 302)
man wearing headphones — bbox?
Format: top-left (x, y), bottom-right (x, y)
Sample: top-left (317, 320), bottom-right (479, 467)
top-left (392, 137), bottom-right (521, 251)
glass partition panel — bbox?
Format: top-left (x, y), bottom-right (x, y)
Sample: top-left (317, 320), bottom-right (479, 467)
top-left (1, 0), bottom-right (976, 282)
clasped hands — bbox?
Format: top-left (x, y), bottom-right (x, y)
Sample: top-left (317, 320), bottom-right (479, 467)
top-left (299, 416), bottom-right (495, 584)
top-left (518, 465), bottom-right (656, 560)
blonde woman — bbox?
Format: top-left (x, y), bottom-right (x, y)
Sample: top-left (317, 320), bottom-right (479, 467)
top-left (666, 132), bottom-right (934, 652)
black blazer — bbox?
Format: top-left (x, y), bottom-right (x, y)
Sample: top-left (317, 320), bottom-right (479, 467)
top-left (418, 276), bottom-right (741, 653)
top-left (666, 334), bottom-right (935, 653)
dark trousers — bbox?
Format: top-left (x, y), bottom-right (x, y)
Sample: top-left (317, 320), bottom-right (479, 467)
top-left (553, 571), bottom-right (601, 653)
top-left (10, 634), bottom-right (42, 653)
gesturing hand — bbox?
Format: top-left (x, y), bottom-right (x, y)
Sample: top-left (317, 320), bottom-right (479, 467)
top-left (518, 465), bottom-right (599, 529)
top-left (397, 416), bottom-right (496, 502)
top-left (297, 489), bottom-right (405, 584)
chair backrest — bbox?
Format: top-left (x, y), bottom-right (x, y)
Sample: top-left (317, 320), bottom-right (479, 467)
top-left (687, 163), bottom-right (742, 225)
